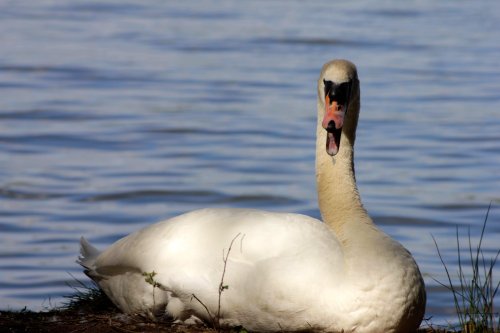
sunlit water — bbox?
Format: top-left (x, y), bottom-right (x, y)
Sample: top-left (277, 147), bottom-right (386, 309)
top-left (1, 0), bottom-right (499, 326)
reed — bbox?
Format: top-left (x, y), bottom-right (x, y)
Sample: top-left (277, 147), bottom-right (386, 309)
top-left (433, 204), bottom-right (500, 333)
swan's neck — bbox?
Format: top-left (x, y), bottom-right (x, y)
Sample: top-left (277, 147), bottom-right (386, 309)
top-left (315, 99), bottom-right (371, 238)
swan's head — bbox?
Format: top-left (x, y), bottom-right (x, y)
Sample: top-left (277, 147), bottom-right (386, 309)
top-left (318, 59), bottom-right (359, 156)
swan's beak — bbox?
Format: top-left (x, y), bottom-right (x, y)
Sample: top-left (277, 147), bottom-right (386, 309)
top-left (322, 95), bottom-right (346, 156)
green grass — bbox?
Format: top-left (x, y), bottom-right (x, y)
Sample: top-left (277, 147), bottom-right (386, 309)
top-left (61, 274), bottom-right (116, 313)
top-left (433, 204), bottom-right (500, 333)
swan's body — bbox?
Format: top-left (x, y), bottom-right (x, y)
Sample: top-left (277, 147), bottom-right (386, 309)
top-left (79, 60), bottom-right (426, 332)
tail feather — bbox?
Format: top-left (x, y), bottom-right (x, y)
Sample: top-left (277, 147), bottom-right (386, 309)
top-left (78, 236), bottom-right (101, 269)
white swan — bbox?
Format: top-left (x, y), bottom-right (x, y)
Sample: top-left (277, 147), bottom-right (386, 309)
top-left (79, 60), bottom-right (426, 333)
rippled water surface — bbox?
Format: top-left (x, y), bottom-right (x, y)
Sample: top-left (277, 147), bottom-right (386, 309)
top-left (1, 0), bottom-right (499, 326)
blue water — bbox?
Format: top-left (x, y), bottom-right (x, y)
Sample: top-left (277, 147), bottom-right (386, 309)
top-left (1, 0), bottom-right (499, 326)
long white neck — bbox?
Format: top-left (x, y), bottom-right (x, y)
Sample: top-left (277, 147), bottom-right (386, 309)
top-left (315, 96), bottom-right (372, 239)
top-left (313, 61), bottom-right (426, 333)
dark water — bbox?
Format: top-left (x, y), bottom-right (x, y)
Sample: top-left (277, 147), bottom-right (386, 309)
top-left (1, 0), bottom-right (499, 326)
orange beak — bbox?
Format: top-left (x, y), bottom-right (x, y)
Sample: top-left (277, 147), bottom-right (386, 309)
top-left (322, 95), bottom-right (345, 131)
top-left (322, 94), bottom-right (347, 156)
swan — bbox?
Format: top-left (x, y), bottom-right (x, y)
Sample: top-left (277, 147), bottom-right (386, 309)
top-left (78, 59), bottom-right (426, 333)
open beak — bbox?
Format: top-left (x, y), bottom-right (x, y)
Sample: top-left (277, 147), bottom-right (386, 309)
top-left (322, 93), bottom-right (348, 156)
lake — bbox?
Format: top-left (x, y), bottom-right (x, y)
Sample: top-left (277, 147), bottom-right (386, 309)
top-left (1, 0), bottom-right (499, 326)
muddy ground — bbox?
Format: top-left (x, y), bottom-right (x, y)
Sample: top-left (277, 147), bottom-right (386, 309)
top-left (0, 287), bottom-right (447, 333)
top-left (0, 308), bottom-right (447, 333)
top-left (0, 308), bottom-right (215, 333)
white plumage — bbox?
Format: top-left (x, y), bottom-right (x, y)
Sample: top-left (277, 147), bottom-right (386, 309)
top-left (79, 60), bottom-right (426, 333)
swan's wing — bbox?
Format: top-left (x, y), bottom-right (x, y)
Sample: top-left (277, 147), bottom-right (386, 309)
top-left (89, 208), bottom-right (337, 269)
top-left (79, 208), bottom-right (345, 321)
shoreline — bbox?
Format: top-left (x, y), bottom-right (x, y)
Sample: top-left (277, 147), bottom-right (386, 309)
top-left (0, 307), bottom-right (449, 333)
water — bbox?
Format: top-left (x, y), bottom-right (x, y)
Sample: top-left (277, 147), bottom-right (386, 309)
top-left (1, 0), bottom-right (499, 326)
